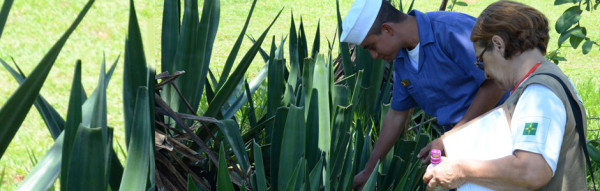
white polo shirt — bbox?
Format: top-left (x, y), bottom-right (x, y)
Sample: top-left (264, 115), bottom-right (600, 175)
top-left (511, 78), bottom-right (581, 175)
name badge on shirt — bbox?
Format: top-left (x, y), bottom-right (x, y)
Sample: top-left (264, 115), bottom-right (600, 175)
top-left (401, 79), bottom-right (411, 87)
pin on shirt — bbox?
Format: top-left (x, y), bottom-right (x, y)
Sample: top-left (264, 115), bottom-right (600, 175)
top-left (401, 79), bottom-right (411, 87)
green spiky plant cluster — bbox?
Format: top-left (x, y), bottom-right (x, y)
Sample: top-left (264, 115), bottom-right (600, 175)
top-left (0, 0), bottom-right (153, 190)
top-left (153, 0), bottom-right (439, 190)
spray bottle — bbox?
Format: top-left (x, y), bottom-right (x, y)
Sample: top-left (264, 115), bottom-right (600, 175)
top-left (426, 149), bottom-right (449, 191)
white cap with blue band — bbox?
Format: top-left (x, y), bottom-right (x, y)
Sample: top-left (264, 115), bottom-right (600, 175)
top-left (340, 0), bottom-right (382, 45)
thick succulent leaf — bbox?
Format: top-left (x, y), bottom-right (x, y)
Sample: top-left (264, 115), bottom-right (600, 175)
top-left (67, 125), bottom-right (108, 191)
top-left (0, 0), bottom-right (95, 159)
top-left (244, 80), bottom-right (258, 126)
top-left (90, 60), bottom-right (108, 144)
top-left (284, 158), bottom-right (305, 191)
top-left (253, 141), bottom-right (267, 191)
top-left (278, 105), bottom-right (306, 190)
top-left (298, 18), bottom-right (308, 71)
top-left (61, 60), bottom-right (84, 190)
top-left (361, 161), bottom-right (380, 191)
top-left (222, 64), bottom-right (268, 120)
top-left (311, 20), bottom-right (320, 59)
top-left (147, 70), bottom-right (156, 187)
top-left (305, 90), bottom-right (320, 170)
top-left (0, 0), bottom-right (14, 39)
top-left (78, 58), bottom-right (124, 190)
top-left (246, 34), bottom-right (270, 63)
top-left (217, 120), bottom-right (250, 173)
top-left (81, 57), bottom-right (119, 125)
top-left (289, 12), bottom-right (299, 74)
top-left (336, 0), bottom-right (355, 92)
top-left (313, 54), bottom-right (331, 158)
top-left (217, 0), bottom-right (257, 90)
top-left (204, 8), bottom-right (282, 118)
top-left (269, 107), bottom-right (289, 191)
top-left (308, 157), bottom-right (324, 191)
top-left (161, 0), bottom-right (180, 73)
top-left (168, 0), bottom-right (202, 115)
top-left (17, 132), bottom-right (64, 191)
top-left (267, 57), bottom-right (285, 118)
top-left (266, 38), bottom-right (286, 143)
top-left (331, 105), bottom-right (353, 179)
top-left (217, 143), bottom-right (234, 191)
top-left (302, 58), bottom-right (315, 105)
top-left (338, 141), bottom-right (356, 191)
top-left (124, 0), bottom-right (149, 147)
top-left (194, 0), bottom-right (220, 111)
top-left (0, 58), bottom-right (64, 139)
top-left (119, 87), bottom-right (151, 191)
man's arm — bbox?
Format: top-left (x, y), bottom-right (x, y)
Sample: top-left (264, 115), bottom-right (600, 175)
top-left (353, 108), bottom-right (410, 190)
top-left (423, 150), bottom-right (553, 190)
top-left (455, 79), bottom-right (505, 127)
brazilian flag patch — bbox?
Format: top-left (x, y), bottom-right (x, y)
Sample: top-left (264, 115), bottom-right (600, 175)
top-left (522, 122), bottom-right (538, 135)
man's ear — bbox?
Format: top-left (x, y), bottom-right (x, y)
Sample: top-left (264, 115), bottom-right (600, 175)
top-left (381, 23), bottom-right (394, 35)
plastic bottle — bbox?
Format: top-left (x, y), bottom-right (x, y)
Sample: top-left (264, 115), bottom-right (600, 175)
top-left (426, 149), bottom-right (448, 191)
top-left (426, 149), bottom-right (442, 171)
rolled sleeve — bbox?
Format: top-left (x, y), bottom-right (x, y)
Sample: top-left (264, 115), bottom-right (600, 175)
top-left (511, 84), bottom-right (566, 175)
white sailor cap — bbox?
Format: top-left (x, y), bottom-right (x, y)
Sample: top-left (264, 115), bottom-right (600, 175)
top-left (340, 0), bottom-right (382, 45)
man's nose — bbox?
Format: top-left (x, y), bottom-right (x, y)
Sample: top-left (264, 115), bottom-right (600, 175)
top-left (369, 50), bottom-right (378, 59)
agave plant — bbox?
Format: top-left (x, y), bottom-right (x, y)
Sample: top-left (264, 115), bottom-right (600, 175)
top-left (0, 0), bottom-right (154, 190)
top-left (153, 0), bottom-right (438, 190)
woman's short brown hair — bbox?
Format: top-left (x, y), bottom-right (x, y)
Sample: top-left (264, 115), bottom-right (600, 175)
top-left (471, 1), bottom-right (549, 59)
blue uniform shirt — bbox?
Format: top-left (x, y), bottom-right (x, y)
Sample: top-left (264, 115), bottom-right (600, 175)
top-left (391, 10), bottom-right (508, 126)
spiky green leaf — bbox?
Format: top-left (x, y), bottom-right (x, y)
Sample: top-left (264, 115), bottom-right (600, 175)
top-left (17, 132), bottom-right (64, 191)
top-left (0, 0), bottom-right (14, 39)
top-left (217, 143), bottom-right (234, 191)
top-left (124, 0), bottom-right (149, 147)
top-left (119, 87), bottom-right (151, 191)
top-left (0, 0), bottom-right (95, 159)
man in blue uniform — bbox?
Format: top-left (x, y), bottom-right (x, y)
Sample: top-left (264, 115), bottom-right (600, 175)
top-left (340, 0), bottom-right (509, 189)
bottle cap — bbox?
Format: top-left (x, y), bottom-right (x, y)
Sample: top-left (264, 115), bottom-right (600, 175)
top-left (430, 149), bottom-right (442, 164)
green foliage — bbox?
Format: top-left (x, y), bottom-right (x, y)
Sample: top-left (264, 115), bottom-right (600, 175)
top-left (0, 0), bottom-right (14, 39)
top-left (553, 0), bottom-right (599, 60)
top-left (216, 144), bottom-right (234, 191)
top-left (0, 0), bottom-right (153, 189)
top-left (0, 0), bottom-right (95, 159)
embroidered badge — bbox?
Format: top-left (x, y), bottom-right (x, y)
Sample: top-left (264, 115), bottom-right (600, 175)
top-left (401, 79), bottom-right (411, 86)
top-left (522, 122), bottom-right (538, 135)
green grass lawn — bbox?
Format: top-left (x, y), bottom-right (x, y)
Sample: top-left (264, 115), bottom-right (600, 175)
top-left (0, 0), bottom-right (598, 189)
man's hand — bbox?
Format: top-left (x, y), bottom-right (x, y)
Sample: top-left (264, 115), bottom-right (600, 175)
top-left (422, 157), bottom-right (465, 190)
top-left (352, 169), bottom-right (371, 191)
top-left (417, 138), bottom-right (445, 165)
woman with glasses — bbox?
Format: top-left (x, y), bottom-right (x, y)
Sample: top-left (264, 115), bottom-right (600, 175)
top-left (423, 1), bottom-right (589, 190)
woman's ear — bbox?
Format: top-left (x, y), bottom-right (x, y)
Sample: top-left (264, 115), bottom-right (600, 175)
top-left (491, 35), bottom-right (505, 56)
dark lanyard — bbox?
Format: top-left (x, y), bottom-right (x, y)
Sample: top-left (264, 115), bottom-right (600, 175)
top-left (532, 73), bottom-right (596, 190)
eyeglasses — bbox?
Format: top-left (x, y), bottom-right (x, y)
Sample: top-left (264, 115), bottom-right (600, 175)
top-left (474, 41), bottom-right (492, 70)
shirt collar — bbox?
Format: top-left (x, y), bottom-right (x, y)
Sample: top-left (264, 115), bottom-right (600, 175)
top-left (395, 10), bottom-right (435, 60)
